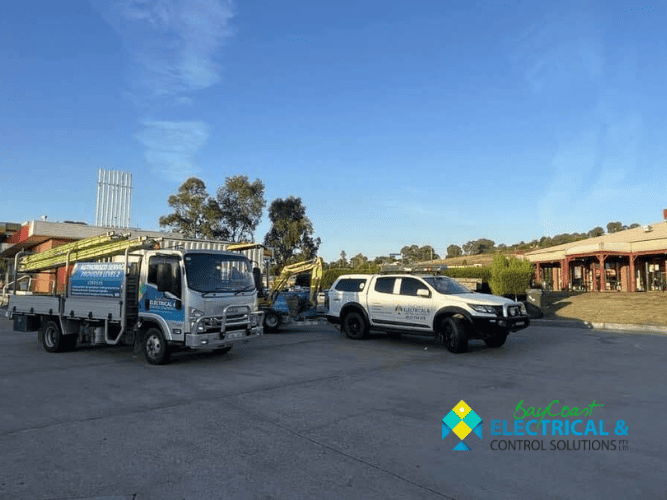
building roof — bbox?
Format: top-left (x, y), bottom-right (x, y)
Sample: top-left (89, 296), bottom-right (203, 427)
top-left (0, 220), bottom-right (186, 259)
top-left (525, 221), bottom-right (667, 262)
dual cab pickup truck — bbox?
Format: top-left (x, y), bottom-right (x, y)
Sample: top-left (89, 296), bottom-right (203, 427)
top-left (326, 274), bottom-right (530, 353)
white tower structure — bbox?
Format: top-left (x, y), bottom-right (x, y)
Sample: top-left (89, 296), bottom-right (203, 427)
top-left (95, 169), bottom-right (132, 228)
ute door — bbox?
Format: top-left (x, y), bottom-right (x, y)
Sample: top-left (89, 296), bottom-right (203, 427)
top-left (367, 277), bottom-right (398, 326)
top-left (139, 255), bottom-right (185, 337)
top-left (390, 277), bottom-right (433, 332)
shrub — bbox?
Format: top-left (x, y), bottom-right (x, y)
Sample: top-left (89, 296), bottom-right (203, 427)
top-left (441, 267), bottom-right (492, 281)
top-left (489, 254), bottom-right (534, 296)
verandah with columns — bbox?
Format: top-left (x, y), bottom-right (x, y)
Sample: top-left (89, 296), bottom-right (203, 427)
top-left (534, 252), bottom-right (667, 292)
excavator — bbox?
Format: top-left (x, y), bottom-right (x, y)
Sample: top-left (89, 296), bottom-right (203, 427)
top-left (261, 257), bottom-right (325, 332)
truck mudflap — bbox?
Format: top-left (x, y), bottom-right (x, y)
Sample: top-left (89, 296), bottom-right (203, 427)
top-left (186, 307), bottom-right (264, 349)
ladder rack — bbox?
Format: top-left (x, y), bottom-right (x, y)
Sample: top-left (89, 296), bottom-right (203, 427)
top-left (19, 233), bottom-right (157, 272)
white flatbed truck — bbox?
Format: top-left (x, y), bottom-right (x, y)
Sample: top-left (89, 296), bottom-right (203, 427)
top-left (5, 233), bottom-right (264, 364)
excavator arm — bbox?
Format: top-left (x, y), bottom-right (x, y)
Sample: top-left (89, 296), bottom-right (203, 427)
top-left (271, 257), bottom-right (324, 306)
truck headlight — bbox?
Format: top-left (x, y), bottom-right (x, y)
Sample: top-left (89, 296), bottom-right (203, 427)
top-left (519, 303), bottom-right (527, 315)
top-left (468, 304), bottom-right (497, 315)
top-left (189, 307), bottom-right (205, 331)
top-left (250, 314), bottom-right (259, 327)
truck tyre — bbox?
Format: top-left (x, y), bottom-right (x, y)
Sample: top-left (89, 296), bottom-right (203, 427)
top-left (342, 311), bottom-right (368, 340)
top-left (484, 333), bottom-right (508, 348)
top-left (41, 320), bottom-right (74, 353)
top-left (143, 327), bottom-right (171, 365)
top-left (264, 311), bottom-right (281, 333)
top-left (442, 317), bottom-right (468, 353)
top-left (213, 345), bottom-right (233, 355)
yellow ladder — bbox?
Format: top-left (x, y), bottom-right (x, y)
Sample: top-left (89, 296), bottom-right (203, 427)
top-left (19, 233), bottom-right (156, 272)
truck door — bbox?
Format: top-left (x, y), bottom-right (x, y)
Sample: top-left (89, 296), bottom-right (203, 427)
top-left (139, 256), bottom-right (185, 335)
top-left (368, 276), bottom-right (398, 325)
top-left (391, 277), bottom-right (432, 331)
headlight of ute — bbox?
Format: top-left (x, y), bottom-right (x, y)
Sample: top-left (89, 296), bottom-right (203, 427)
top-left (189, 307), bottom-right (205, 331)
top-left (468, 304), bottom-right (497, 314)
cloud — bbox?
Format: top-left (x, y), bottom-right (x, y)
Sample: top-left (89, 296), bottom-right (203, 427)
top-left (135, 120), bottom-right (209, 181)
top-left (507, 10), bottom-right (604, 93)
top-left (92, 1), bottom-right (235, 183)
top-left (100, 0), bottom-right (234, 101)
top-left (537, 107), bottom-right (645, 235)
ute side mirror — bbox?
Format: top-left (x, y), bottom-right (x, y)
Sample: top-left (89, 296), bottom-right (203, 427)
top-left (417, 289), bottom-right (430, 298)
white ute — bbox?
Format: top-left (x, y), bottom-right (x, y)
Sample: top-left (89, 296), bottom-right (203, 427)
top-left (326, 274), bottom-right (530, 353)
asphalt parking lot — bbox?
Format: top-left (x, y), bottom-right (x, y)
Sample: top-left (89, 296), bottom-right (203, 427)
top-left (0, 318), bottom-right (665, 500)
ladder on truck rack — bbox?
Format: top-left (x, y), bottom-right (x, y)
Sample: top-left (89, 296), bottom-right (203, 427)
top-left (18, 233), bottom-right (157, 272)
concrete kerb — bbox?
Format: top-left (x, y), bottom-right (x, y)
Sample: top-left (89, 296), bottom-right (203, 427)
top-left (532, 318), bottom-right (667, 336)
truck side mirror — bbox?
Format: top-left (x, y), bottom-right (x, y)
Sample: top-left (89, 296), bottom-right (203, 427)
top-left (417, 289), bottom-right (430, 298)
top-left (253, 267), bottom-right (262, 292)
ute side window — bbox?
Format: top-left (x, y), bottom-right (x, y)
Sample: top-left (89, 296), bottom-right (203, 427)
top-left (374, 277), bottom-right (396, 294)
top-left (335, 278), bottom-right (367, 292)
top-left (148, 256), bottom-right (182, 299)
top-left (399, 278), bottom-right (430, 297)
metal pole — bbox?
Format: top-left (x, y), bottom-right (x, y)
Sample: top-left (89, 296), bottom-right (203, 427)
top-left (127, 172), bottom-right (132, 228)
top-left (95, 169), bottom-right (101, 226)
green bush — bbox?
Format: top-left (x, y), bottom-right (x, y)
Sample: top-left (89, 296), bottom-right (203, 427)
top-left (489, 254), bottom-right (534, 296)
top-left (441, 267), bottom-right (492, 281)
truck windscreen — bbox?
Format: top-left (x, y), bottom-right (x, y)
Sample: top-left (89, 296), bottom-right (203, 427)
top-left (184, 254), bottom-right (255, 294)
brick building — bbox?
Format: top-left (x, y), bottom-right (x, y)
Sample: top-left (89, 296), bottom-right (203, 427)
top-left (524, 222), bottom-right (667, 292)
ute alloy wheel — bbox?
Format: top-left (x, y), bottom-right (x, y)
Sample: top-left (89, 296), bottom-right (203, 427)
top-left (342, 311), bottom-right (367, 340)
top-left (442, 316), bottom-right (468, 353)
top-left (143, 327), bottom-right (171, 365)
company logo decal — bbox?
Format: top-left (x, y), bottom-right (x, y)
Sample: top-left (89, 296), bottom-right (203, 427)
top-left (442, 400), bottom-right (483, 451)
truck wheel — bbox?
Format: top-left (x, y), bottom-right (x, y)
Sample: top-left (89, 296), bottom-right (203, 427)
top-left (342, 312), bottom-right (367, 340)
top-left (143, 327), bottom-right (171, 365)
top-left (213, 345), bottom-right (233, 355)
top-left (442, 317), bottom-right (467, 353)
top-left (264, 311), bottom-right (281, 333)
top-left (41, 320), bottom-right (67, 353)
top-left (484, 333), bottom-right (508, 348)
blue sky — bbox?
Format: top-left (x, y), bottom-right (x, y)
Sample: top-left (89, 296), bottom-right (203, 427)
top-left (2, 1), bottom-right (666, 262)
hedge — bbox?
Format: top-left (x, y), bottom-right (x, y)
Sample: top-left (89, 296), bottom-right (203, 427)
top-left (488, 254), bottom-right (534, 296)
top-left (441, 267), bottom-right (492, 281)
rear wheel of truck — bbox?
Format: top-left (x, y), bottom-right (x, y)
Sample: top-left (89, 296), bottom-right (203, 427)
top-left (484, 333), bottom-right (508, 348)
top-left (264, 311), bottom-right (281, 333)
top-left (41, 320), bottom-right (76, 353)
top-left (143, 327), bottom-right (171, 365)
top-left (342, 312), bottom-right (367, 340)
top-left (442, 317), bottom-right (468, 353)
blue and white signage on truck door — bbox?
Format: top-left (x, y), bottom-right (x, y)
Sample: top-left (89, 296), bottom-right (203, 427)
top-left (138, 283), bottom-right (184, 322)
top-left (138, 255), bottom-right (185, 325)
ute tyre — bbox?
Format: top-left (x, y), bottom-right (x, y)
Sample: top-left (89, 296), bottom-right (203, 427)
top-left (484, 333), bottom-right (508, 348)
top-left (342, 312), bottom-right (368, 340)
top-left (41, 320), bottom-right (68, 353)
top-left (264, 311), bottom-right (281, 333)
top-left (143, 327), bottom-right (171, 365)
top-left (213, 345), bottom-right (233, 355)
top-left (442, 317), bottom-right (468, 353)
